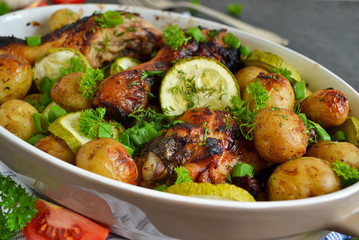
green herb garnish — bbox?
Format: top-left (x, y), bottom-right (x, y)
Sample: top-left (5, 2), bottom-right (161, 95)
top-left (79, 107), bottom-right (112, 139)
top-left (78, 68), bottom-right (104, 99)
top-left (332, 161), bottom-right (359, 188)
top-left (163, 25), bottom-right (191, 50)
top-left (227, 3), bottom-right (243, 16)
top-left (174, 166), bottom-right (193, 184)
top-left (186, 27), bottom-right (205, 43)
top-left (223, 32), bottom-right (241, 49)
top-left (95, 10), bottom-right (124, 28)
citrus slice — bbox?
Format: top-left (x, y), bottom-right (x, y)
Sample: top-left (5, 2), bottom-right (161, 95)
top-left (33, 47), bottom-right (91, 91)
top-left (165, 182), bottom-right (255, 201)
top-left (243, 50), bottom-right (301, 82)
top-left (160, 57), bottom-right (240, 116)
top-left (328, 117), bottom-right (359, 147)
top-left (110, 56), bottom-right (141, 75)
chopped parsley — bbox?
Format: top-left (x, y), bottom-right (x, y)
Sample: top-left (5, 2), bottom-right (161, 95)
top-left (163, 25), bottom-right (191, 50)
top-left (332, 161), bottom-right (359, 188)
top-left (78, 68), bottom-right (104, 99)
top-left (174, 166), bottom-right (193, 184)
top-left (79, 107), bottom-right (113, 139)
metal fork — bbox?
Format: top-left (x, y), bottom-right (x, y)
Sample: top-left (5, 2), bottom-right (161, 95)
top-left (118, 0), bottom-right (289, 45)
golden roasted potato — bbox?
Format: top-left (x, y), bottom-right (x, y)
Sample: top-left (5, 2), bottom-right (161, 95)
top-left (300, 89), bottom-right (349, 128)
top-left (267, 157), bottom-right (341, 200)
top-left (51, 72), bottom-right (92, 112)
top-left (35, 135), bottom-right (76, 164)
top-left (76, 138), bottom-right (138, 185)
top-left (0, 99), bottom-right (38, 140)
top-left (234, 66), bottom-right (268, 95)
top-left (49, 9), bottom-right (80, 31)
top-left (242, 73), bottom-right (295, 111)
top-left (253, 108), bottom-right (308, 163)
top-left (306, 141), bottom-right (359, 170)
top-left (0, 53), bottom-right (33, 104)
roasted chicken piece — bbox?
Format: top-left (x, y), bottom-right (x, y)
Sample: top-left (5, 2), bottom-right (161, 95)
top-left (93, 28), bottom-right (243, 122)
top-left (135, 108), bottom-right (266, 189)
top-left (0, 11), bottom-right (163, 68)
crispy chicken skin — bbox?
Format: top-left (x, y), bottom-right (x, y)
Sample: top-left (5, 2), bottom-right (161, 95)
top-left (135, 108), bottom-right (266, 188)
top-left (93, 29), bottom-right (243, 122)
top-left (0, 11), bottom-right (163, 68)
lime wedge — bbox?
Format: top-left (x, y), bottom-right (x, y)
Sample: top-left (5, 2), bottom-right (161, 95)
top-left (33, 47), bottom-right (91, 91)
top-left (160, 57), bottom-right (240, 116)
top-left (48, 112), bottom-right (91, 153)
top-left (110, 57), bottom-right (141, 75)
top-left (243, 50), bottom-right (301, 82)
top-left (165, 182), bottom-right (255, 201)
top-left (328, 117), bottom-right (359, 147)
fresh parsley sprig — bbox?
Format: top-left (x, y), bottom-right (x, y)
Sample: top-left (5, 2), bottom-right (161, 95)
top-left (163, 25), bottom-right (191, 50)
top-left (332, 161), bottom-right (359, 188)
top-left (79, 107), bottom-right (113, 139)
top-left (0, 174), bottom-right (38, 239)
top-left (78, 68), bottom-right (104, 99)
top-left (174, 166), bottom-right (193, 184)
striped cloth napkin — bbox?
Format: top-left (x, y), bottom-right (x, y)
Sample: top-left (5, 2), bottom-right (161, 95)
top-left (0, 160), bottom-right (351, 240)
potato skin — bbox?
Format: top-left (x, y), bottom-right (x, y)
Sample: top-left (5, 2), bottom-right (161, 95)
top-left (234, 66), bottom-right (268, 95)
top-left (76, 138), bottom-right (138, 185)
top-left (0, 99), bottom-right (38, 140)
top-left (51, 72), bottom-right (92, 112)
top-left (49, 9), bottom-right (80, 31)
top-left (267, 157), bottom-right (341, 200)
top-left (253, 108), bottom-right (308, 163)
top-left (242, 73), bottom-right (295, 111)
top-left (0, 53), bottom-right (33, 104)
top-left (306, 141), bottom-right (359, 170)
top-left (300, 89), bottom-right (349, 128)
top-left (35, 135), bottom-right (76, 164)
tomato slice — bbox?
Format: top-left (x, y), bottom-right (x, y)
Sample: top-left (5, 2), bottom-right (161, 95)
top-left (23, 199), bottom-right (110, 240)
top-left (51, 0), bottom-right (86, 3)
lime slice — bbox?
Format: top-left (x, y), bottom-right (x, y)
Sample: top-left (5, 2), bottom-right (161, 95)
top-left (110, 57), bottom-right (141, 75)
top-left (41, 101), bottom-right (57, 117)
top-left (165, 182), bottom-right (255, 201)
top-left (328, 117), bottom-right (359, 147)
top-left (243, 50), bottom-right (301, 82)
top-left (160, 57), bottom-right (240, 116)
top-left (33, 47), bottom-right (91, 91)
top-left (48, 112), bottom-right (91, 153)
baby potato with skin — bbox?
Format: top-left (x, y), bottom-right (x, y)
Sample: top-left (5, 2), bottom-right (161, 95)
top-left (306, 141), bottom-right (359, 170)
top-left (300, 88), bottom-right (349, 128)
top-left (234, 66), bottom-right (268, 95)
top-left (51, 72), bottom-right (93, 112)
top-left (35, 135), bottom-right (76, 164)
top-left (49, 9), bottom-right (80, 31)
top-left (242, 73), bottom-right (295, 111)
top-left (0, 99), bottom-right (38, 140)
top-left (0, 53), bottom-right (33, 104)
top-left (267, 157), bottom-right (341, 200)
top-left (253, 108), bottom-right (308, 163)
top-left (76, 138), bottom-right (138, 185)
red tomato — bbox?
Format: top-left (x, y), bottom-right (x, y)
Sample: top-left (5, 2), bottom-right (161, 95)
top-left (24, 0), bottom-right (49, 8)
top-left (23, 199), bottom-right (110, 240)
top-left (51, 0), bottom-right (86, 3)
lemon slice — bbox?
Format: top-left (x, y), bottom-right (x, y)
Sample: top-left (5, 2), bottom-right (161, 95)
top-left (33, 47), bottom-right (91, 90)
top-left (328, 117), bottom-right (359, 147)
top-left (110, 56), bottom-right (141, 75)
top-left (165, 182), bottom-right (255, 201)
top-left (160, 57), bottom-right (240, 116)
top-left (243, 50), bottom-right (301, 82)
top-left (48, 112), bottom-right (91, 153)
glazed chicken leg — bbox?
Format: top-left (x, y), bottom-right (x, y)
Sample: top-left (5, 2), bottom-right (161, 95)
top-left (93, 28), bottom-right (243, 122)
top-left (0, 11), bottom-right (163, 68)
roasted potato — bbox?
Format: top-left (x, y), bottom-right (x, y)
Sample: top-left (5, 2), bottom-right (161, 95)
top-left (267, 157), bottom-right (341, 200)
top-left (242, 73), bottom-right (295, 111)
top-left (300, 89), bottom-right (349, 128)
top-left (51, 72), bottom-right (93, 112)
top-left (253, 108), bottom-right (308, 163)
top-left (306, 141), bottom-right (359, 170)
top-left (0, 99), bottom-right (38, 140)
top-left (76, 138), bottom-right (138, 185)
top-left (35, 135), bottom-right (76, 164)
top-left (0, 53), bottom-right (33, 104)
top-left (234, 66), bottom-right (268, 95)
top-left (49, 9), bottom-right (80, 31)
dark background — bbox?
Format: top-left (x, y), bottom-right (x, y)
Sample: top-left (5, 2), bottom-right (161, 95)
top-left (88, 0), bottom-right (359, 92)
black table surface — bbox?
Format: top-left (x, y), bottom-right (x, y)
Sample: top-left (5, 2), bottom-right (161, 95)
top-left (86, 0), bottom-right (359, 93)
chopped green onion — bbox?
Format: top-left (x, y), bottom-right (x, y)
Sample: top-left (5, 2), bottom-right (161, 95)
top-left (240, 45), bottom-right (251, 57)
top-left (154, 184), bottom-right (168, 191)
top-left (0, 2), bottom-right (10, 16)
top-left (185, 27), bottom-right (205, 43)
top-left (118, 131), bottom-right (131, 147)
top-left (227, 3), bottom-right (243, 16)
top-left (27, 133), bottom-right (46, 145)
top-left (25, 36), bottom-right (42, 47)
top-left (48, 105), bottom-right (67, 123)
top-left (33, 113), bottom-right (49, 134)
top-left (310, 120), bottom-right (331, 141)
top-left (103, 10), bottom-right (124, 26)
top-left (39, 76), bottom-right (53, 94)
top-left (333, 130), bottom-right (348, 142)
top-left (38, 93), bottom-right (52, 106)
top-left (293, 80), bottom-right (306, 100)
top-left (97, 124), bottom-right (113, 138)
top-left (297, 113), bottom-right (308, 126)
top-left (130, 122), bottom-right (159, 146)
top-left (25, 98), bottom-right (45, 113)
top-left (232, 162), bottom-right (255, 178)
top-left (122, 144), bottom-right (135, 157)
top-left (223, 32), bottom-right (241, 49)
